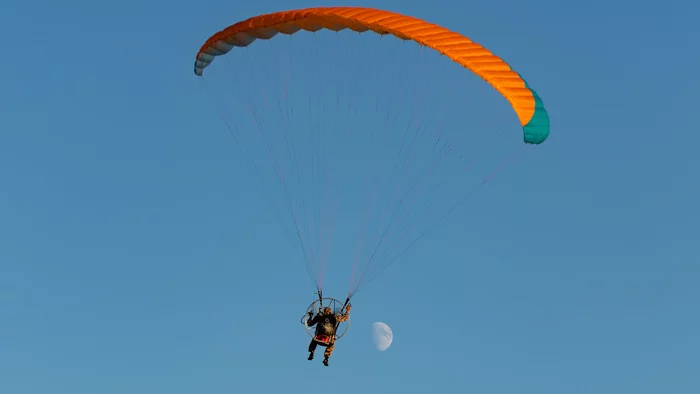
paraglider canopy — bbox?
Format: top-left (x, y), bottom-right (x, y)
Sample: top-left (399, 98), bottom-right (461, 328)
top-left (193, 6), bottom-right (550, 145)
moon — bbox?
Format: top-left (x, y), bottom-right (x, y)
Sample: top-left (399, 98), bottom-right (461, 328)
top-left (371, 322), bottom-right (393, 351)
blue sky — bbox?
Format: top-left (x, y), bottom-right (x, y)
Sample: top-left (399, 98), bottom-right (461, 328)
top-left (1, 0), bottom-right (698, 393)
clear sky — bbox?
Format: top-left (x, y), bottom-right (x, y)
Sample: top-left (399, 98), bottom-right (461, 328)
top-left (1, 0), bottom-right (698, 393)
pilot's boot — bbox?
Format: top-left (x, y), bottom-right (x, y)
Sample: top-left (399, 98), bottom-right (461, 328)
top-left (323, 357), bottom-right (329, 366)
top-left (308, 351), bottom-right (314, 360)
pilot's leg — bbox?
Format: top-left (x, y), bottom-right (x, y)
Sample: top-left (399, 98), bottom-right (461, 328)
top-left (323, 342), bottom-right (334, 366)
top-left (308, 340), bottom-right (317, 360)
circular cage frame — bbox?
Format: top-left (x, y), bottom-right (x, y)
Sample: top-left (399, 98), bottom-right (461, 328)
top-left (300, 297), bottom-right (350, 342)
